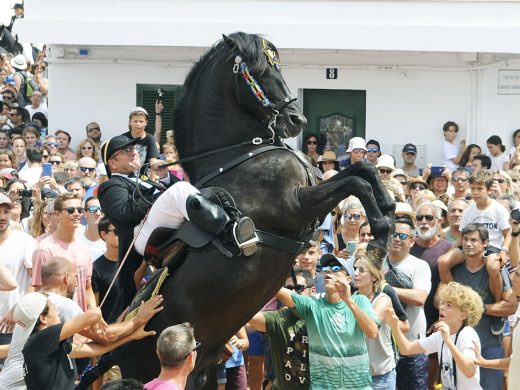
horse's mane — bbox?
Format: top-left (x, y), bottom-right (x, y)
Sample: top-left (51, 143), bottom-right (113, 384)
top-left (174, 32), bottom-right (272, 140)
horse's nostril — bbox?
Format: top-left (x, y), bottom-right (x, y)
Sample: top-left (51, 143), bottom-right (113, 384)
top-left (290, 114), bottom-right (307, 128)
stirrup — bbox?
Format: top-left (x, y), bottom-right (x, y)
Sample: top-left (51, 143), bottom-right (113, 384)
top-left (233, 217), bottom-right (259, 256)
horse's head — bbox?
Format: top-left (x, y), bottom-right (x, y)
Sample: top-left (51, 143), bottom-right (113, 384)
top-left (222, 33), bottom-right (307, 139)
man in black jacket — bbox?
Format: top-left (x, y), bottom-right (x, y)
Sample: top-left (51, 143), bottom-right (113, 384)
top-left (98, 135), bottom-right (257, 318)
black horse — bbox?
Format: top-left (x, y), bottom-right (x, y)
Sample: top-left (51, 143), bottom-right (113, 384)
top-left (113, 32), bottom-right (394, 386)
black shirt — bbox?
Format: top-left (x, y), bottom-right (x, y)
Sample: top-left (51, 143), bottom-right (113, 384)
top-left (121, 131), bottom-right (159, 165)
top-left (92, 255), bottom-right (120, 322)
top-left (23, 323), bottom-right (75, 390)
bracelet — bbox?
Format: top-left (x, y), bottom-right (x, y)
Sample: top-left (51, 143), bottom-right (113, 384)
top-left (155, 112), bottom-right (162, 116)
top-left (512, 230), bottom-right (520, 237)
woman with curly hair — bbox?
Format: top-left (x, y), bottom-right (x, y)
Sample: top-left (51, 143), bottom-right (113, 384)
top-left (385, 282), bottom-right (484, 390)
top-left (75, 138), bottom-right (99, 162)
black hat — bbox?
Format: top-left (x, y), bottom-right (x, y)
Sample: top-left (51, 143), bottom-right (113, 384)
top-left (13, 3), bottom-right (23, 9)
top-left (402, 143), bottom-right (417, 154)
top-left (319, 253), bottom-right (354, 276)
top-left (101, 135), bottom-right (139, 171)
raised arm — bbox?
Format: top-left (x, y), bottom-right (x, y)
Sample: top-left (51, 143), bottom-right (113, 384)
top-left (275, 287), bottom-right (296, 309)
top-left (248, 312), bottom-right (267, 333)
top-left (384, 307), bottom-right (424, 355)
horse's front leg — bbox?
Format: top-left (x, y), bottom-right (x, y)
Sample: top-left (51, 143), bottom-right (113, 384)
top-left (297, 175), bottom-right (393, 251)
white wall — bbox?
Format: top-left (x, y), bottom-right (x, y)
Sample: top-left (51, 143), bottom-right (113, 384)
top-left (49, 55), bottom-right (520, 168)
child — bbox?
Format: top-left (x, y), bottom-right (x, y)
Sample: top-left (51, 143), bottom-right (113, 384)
top-left (384, 282), bottom-right (484, 390)
top-left (438, 171), bottom-right (510, 303)
top-left (122, 107), bottom-right (161, 168)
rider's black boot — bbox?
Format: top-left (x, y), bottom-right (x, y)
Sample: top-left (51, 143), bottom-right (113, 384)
top-left (186, 193), bottom-right (258, 256)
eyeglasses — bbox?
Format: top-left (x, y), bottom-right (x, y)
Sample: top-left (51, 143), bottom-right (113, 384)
top-left (345, 213), bottom-right (361, 221)
top-left (416, 214), bottom-right (435, 222)
top-left (392, 232), bottom-right (411, 240)
top-left (79, 166), bottom-right (95, 172)
top-left (87, 206), bottom-right (101, 213)
top-left (114, 147), bottom-right (136, 157)
top-left (354, 265), bottom-right (367, 273)
top-left (320, 265), bottom-right (342, 273)
top-left (46, 142), bottom-right (58, 147)
top-left (493, 178), bottom-right (506, 184)
top-left (379, 168), bottom-right (393, 174)
top-left (183, 341), bottom-right (202, 359)
top-left (452, 177), bottom-right (468, 183)
top-left (60, 207), bottom-right (85, 214)
top-left (285, 284), bottom-right (310, 293)
top-left (107, 228), bottom-right (118, 235)
top-left (367, 148), bottom-right (379, 153)
top-left (50, 160), bottom-right (62, 165)
top-left (81, 146), bottom-right (93, 150)
top-left (410, 183), bottom-right (426, 190)
top-left (307, 140), bottom-right (317, 145)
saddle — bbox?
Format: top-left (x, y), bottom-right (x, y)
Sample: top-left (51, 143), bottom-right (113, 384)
top-left (143, 187), bottom-right (240, 269)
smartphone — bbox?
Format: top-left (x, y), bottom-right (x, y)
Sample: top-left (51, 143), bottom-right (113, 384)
top-left (42, 162), bottom-right (52, 177)
top-left (430, 166), bottom-right (444, 177)
top-left (346, 240), bottom-right (357, 255)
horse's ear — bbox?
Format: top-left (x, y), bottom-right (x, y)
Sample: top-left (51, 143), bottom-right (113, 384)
top-left (222, 34), bottom-right (235, 48)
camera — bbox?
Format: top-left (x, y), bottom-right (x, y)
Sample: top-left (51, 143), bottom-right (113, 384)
top-left (19, 189), bottom-right (32, 197)
top-left (511, 208), bottom-right (520, 222)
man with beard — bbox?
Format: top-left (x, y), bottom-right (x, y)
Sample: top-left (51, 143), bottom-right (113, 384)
top-left (78, 157), bottom-right (98, 200)
top-left (410, 202), bottom-right (452, 390)
top-left (85, 122), bottom-right (102, 148)
top-left (443, 199), bottom-right (469, 243)
top-left (383, 218), bottom-right (431, 390)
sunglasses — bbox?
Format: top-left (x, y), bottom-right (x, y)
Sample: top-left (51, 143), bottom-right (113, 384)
top-left (416, 214), bottom-right (435, 222)
top-left (405, 152), bottom-right (416, 156)
top-left (452, 177), bottom-right (468, 183)
top-left (9, 113), bottom-right (20, 117)
top-left (320, 265), bottom-right (342, 273)
top-left (183, 341), bottom-right (202, 359)
top-left (79, 166), bottom-right (95, 172)
top-left (87, 206), bottom-right (101, 213)
top-left (87, 127), bottom-right (100, 132)
top-left (352, 148), bottom-right (366, 153)
top-left (81, 146), bottom-right (93, 150)
top-left (345, 213), bottom-right (361, 221)
top-left (398, 181), bottom-right (407, 186)
top-left (285, 284), bottom-right (310, 293)
top-left (50, 160), bottom-right (62, 165)
top-left (354, 265), bottom-right (367, 273)
top-left (410, 183), bottom-right (426, 190)
top-left (379, 168), bottom-right (393, 174)
top-left (513, 178), bottom-right (518, 183)
top-left (392, 232), bottom-right (411, 240)
top-left (493, 178), bottom-right (506, 184)
top-left (42, 154), bottom-right (49, 158)
top-left (307, 140), bottom-right (317, 145)
top-left (367, 148), bottom-right (379, 153)
top-left (60, 207), bottom-right (85, 214)
top-left (46, 142), bottom-right (58, 147)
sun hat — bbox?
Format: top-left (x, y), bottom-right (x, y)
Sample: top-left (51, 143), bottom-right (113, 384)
top-left (13, 292), bottom-right (48, 342)
top-left (395, 202), bottom-right (416, 220)
top-left (376, 154), bottom-right (396, 170)
top-left (10, 54), bottom-right (27, 71)
top-left (391, 168), bottom-right (408, 180)
top-left (407, 176), bottom-right (430, 191)
top-left (320, 253), bottom-right (355, 276)
top-left (318, 150), bottom-right (338, 163)
top-left (346, 137), bottom-right (367, 153)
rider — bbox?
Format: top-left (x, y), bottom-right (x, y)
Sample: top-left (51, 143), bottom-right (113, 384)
top-left (98, 135), bottom-right (258, 316)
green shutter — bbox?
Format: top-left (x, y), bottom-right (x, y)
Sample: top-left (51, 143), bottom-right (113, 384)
top-left (136, 84), bottom-right (184, 146)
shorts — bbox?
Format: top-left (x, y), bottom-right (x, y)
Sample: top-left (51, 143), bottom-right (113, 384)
top-left (247, 331), bottom-right (265, 356)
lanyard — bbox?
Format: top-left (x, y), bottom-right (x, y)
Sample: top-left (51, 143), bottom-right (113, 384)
top-left (437, 326), bottom-right (464, 389)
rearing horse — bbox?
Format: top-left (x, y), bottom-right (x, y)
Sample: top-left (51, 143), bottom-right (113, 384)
top-left (113, 32), bottom-right (394, 386)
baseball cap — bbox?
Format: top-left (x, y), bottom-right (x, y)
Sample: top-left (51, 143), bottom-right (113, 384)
top-left (129, 107), bottom-right (149, 118)
top-left (101, 135), bottom-right (139, 166)
top-left (3, 76), bottom-right (15, 86)
top-left (0, 192), bottom-right (13, 208)
top-left (402, 143), bottom-right (417, 154)
top-left (320, 253), bottom-right (355, 276)
top-left (13, 292), bottom-right (48, 342)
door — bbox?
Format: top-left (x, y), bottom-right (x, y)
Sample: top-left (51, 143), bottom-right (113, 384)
top-left (303, 89), bottom-right (366, 159)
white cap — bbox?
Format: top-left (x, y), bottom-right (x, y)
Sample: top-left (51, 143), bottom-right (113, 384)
top-left (13, 292), bottom-right (48, 342)
top-left (376, 154), bottom-right (396, 170)
top-left (346, 137), bottom-right (367, 153)
top-left (129, 107), bottom-right (149, 118)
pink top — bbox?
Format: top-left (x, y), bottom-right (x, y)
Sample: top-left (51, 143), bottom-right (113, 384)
top-left (145, 378), bottom-right (183, 390)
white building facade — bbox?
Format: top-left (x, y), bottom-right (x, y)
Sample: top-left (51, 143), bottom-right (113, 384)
top-left (17, 0), bottom-right (520, 167)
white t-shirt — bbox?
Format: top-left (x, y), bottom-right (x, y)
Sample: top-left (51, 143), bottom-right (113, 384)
top-left (0, 229), bottom-right (36, 317)
top-left (419, 326), bottom-right (482, 390)
top-left (460, 199), bottom-right (510, 249)
top-left (383, 254), bottom-right (432, 341)
top-left (442, 141), bottom-right (459, 172)
top-left (18, 166), bottom-right (42, 188)
top-left (77, 230), bottom-right (106, 262)
top-left (488, 152), bottom-right (509, 171)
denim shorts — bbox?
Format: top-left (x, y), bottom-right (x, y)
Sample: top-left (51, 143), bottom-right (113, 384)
top-left (372, 368), bottom-right (396, 390)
